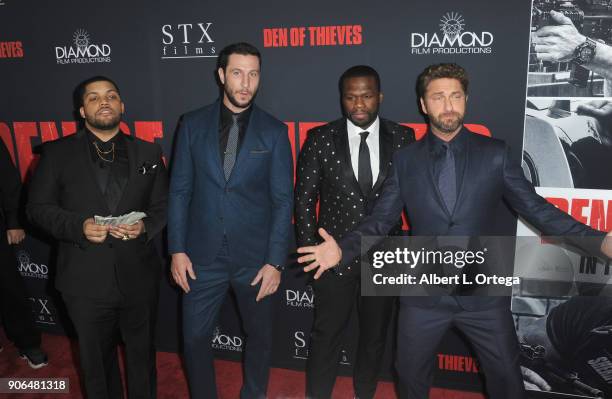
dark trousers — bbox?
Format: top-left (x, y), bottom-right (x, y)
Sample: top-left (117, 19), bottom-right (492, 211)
top-left (396, 296), bottom-right (526, 399)
top-left (0, 231), bottom-right (41, 350)
top-left (62, 290), bottom-right (158, 399)
top-left (182, 239), bottom-right (274, 399)
top-left (306, 272), bottom-right (394, 399)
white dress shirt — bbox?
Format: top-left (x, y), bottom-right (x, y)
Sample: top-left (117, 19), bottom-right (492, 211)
top-left (347, 116), bottom-right (380, 185)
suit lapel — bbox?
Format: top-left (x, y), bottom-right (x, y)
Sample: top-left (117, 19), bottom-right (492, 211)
top-left (75, 131), bottom-right (111, 214)
top-left (227, 105), bottom-right (259, 182)
top-left (206, 101), bottom-right (225, 183)
top-left (371, 121), bottom-right (392, 194)
top-left (452, 131), bottom-right (472, 217)
top-left (332, 120), bottom-right (363, 198)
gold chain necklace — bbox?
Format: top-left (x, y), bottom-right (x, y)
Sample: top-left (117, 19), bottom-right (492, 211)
top-left (93, 142), bottom-right (115, 162)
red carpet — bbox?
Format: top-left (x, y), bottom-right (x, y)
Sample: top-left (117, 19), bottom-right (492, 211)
top-left (0, 332), bottom-right (484, 398)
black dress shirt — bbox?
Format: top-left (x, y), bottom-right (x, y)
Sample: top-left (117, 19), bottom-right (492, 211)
top-left (218, 103), bottom-right (252, 159)
top-left (86, 129), bottom-right (129, 213)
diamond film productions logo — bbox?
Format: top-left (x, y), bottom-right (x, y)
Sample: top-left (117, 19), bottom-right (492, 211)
top-left (17, 250), bottom-right (49, 280)
top-left (29, 297), bottom-right (56, 325)
top-left (211, 326), bottom-right (243, 352)
top-left (411, 12), bottom-right (493, 55)
top-left (55, 29), bottom-right (111, 64)
top-left (285, 285), bottom-right (314, 308)
top-left (161, 22), bottom-right (216, 59)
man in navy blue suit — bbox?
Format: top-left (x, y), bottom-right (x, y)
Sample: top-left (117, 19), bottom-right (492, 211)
top-left (168, 42), bottom-right (293, 399)
top-left (297, 63), bottom-right (612, 398)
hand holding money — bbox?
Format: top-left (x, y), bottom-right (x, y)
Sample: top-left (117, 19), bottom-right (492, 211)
top-left (94, 211), bottom-right (148, 241)
top-left (109, 220), bottom-right (146, 241)
top-left (83, 218), bottom-right (109, 243)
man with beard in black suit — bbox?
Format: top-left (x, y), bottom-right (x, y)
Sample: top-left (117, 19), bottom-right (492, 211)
top-left (297, 63), bottom-right (612, 399)
top-left (28, 76), bottom-right (168, 399)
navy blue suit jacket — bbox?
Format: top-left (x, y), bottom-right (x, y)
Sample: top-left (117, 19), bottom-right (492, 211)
top-left (339, 128), bottom-right (605, 310)
top-left (168, 100), bottom-right (293, 268)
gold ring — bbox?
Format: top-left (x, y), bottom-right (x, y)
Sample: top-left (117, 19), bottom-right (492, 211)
top-left (122, 234), bottom-right (129, 241)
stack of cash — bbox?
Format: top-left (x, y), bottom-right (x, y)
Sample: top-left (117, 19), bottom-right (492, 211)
top-left (94, 211), bottom-right (147, 226)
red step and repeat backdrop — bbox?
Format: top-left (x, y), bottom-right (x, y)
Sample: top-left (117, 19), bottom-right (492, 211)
top-left (2, 0), bottom-right (611, 395)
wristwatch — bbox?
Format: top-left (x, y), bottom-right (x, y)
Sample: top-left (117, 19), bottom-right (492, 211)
top-left (270, 263), bottom-right (285, 272)
top-left (572, 37), bottom-right (597, 65)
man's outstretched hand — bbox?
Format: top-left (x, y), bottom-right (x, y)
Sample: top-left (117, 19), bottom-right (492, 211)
top-left (297, 228), bottom-right (342, 280)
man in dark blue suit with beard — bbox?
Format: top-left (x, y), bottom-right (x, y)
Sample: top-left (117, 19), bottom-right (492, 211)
top-left (297, 63), bottom-right (612, 399)
top-left (168, 42), bottom-right (293, 399)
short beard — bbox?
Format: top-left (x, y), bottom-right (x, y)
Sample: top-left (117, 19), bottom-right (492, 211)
top-left (224, 85), bottom-right (256, 110)
top-left (86, 113), bottom-right (121, 131)
top-left (429, 112), bottom-right (464, 135)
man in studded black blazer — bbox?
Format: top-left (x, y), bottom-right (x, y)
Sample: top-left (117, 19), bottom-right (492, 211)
top-left (298, 63), bottom-right (612, 399)
top-left (28, 76), bottom-right (168, 399)
top-left (295, 65), bottom-right (415, 399)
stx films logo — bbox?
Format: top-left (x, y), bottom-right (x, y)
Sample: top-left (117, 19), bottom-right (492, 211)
top-left (161, 22), bottom-right (216, 59)
top-left (293, 330), bottom-right (308, 359)
top-left (211, 326), bottom-right (243, 352)
top-left (29, 297), bottom-right (55, 325)
top-left (285, 285), bottom-right (314, 308)
top-left (55, 29), bottom-right (111, 64)
top-left (17, 250), bottom-right (48, 279)
top-left (411, 12), bottom-right (494, 55)
top-left (293, 331), bottom-right (351, 365)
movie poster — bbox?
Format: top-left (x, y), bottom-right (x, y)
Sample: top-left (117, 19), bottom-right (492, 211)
top-left (515, 1), bottom-right (612, 397)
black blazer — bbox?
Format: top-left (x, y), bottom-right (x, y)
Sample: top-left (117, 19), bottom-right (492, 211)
top-left (295, 118), bottom-right (415, 273)
top-left (339, 128), bottom-right (605, 309)
top-left (0, 139), bottom-right (22, 232)
top-left (27, 130), bottom-right (168, 300)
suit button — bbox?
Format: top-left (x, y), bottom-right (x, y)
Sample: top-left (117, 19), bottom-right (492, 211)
top-left (449, 222), bottom-right (455, 227)
top-left (108, 243), bottom-right (113, 248)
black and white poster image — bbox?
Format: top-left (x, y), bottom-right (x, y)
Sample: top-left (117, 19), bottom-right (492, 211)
top-left (528, 0), bottom-right (612, 97)
top-left (514, 296), bottom-right (612, 398)
top-left (522, 98), bottom-right (612, 189)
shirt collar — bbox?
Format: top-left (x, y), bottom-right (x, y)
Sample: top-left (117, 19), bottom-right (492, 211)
top-left (428, 126), bottom-right (467, 154)
top-left (86, 128), bottom-right (123, 147)
top-left (346, 116), bottom-right (380, 139)
top-left (221, 101), bottom-right (252, 125)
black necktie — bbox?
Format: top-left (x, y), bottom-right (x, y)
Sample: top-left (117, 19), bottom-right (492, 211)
top-left (358, 131), bottom-right (373, 198)
top-left (438, 142), bottom-right (456, 213)
top-left (223, 114), bottom-right (239, 180)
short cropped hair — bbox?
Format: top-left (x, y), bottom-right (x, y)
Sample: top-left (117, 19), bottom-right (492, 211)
top-left (75, 76), bottom-right (120, 107)
top-left (339, 65), bottom-right (381, 93)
